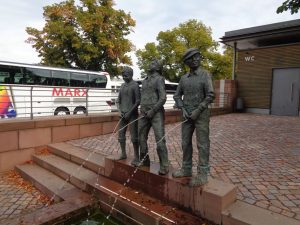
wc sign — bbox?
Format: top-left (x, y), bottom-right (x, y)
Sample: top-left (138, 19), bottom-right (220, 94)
top-left (245, 55), bottom-right (255, 62)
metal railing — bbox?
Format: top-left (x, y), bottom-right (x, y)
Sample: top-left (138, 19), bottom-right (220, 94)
top-left (0, 84), bottom-right (231, 119)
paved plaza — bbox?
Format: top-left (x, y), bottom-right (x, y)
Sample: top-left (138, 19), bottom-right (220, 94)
top-left (0, 113), bottom-right (299, 223)
top-left (0, 171), bottom-right (48, 222)
top-left (68, 113), bottom-right (300, 221)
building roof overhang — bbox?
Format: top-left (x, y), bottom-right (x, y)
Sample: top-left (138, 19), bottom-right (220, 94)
top-left (220, 19), bottom-right (300, 50)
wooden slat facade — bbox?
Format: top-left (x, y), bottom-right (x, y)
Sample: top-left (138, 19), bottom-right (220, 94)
top-left (236, 43), bottom-right (300, 109)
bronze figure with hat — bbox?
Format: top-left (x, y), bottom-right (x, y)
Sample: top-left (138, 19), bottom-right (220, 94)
top-left (173, 48), bottom-right (215, 186)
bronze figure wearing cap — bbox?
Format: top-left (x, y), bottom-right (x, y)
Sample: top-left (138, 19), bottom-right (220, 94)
top-left (173, 48), bottom-right (215, 186)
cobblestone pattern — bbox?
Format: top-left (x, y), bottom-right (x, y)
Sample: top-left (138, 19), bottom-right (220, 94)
top-left (0, 172), bottom-right (47, 222)
top-left (68, 113), bottom-right (300, 220)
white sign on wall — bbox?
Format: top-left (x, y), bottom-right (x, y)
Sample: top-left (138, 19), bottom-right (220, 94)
top-left (245, 56), bottom-right (255, 62)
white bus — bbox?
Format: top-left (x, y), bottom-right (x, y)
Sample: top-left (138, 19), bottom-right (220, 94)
top-left (0, 61), bottom-right (115, 118)
top-left (101, 76), bottom-right (178, 112)
top-left (135, 79), bottom-right (178, 109)
top-left (106, 76), bottom-right (124, 112)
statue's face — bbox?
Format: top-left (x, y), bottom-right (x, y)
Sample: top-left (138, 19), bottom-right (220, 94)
top-left (148, 60), bottom-right (160, 73)
top-left (184, 53), bottom-right (201, 69)
top-left (122, 70), bottom-right (133, 83)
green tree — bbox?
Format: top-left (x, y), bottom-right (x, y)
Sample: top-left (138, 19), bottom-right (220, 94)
top-left (277, 0), bottom-right (300, 14)
top-left (136, 19), bottom-right (232, 81)
top-left (209, 46), bottom-right (233, 80)
top-left (26, 0), bottom-right (135, 76)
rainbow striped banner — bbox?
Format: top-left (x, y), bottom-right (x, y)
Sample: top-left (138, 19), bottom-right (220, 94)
top-left (0, 86), bottom-right (16, 118)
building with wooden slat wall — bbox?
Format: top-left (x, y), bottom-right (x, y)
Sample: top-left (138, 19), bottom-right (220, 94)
top-left (237, 44), bottom-right (300, 109)
top-left (221, 19), bottom-right (300, 116)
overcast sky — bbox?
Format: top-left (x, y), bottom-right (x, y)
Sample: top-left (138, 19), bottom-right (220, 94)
top-left (0, 0), bottom-right (299, 78)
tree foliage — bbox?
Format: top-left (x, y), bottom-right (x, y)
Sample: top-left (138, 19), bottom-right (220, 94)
top-left (26, 0), bottom-right (135, 75)
top-left (210, 45), bottom-right (233, 80)
top-left (277, 0), bottom-right (300, 14)
top-left (136, 19), bottom-right (232, 81)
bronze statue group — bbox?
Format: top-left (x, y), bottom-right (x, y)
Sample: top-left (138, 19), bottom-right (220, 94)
top-left (116, 48), bottom-right (215, 186)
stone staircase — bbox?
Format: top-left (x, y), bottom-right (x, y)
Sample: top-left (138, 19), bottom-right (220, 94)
top-left (14, 143), bottom-right (210, 225)
top-left (13, 143), bottom-right (300, 225)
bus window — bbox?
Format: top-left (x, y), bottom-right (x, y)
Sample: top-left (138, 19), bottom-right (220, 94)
top-left (25, 67), bottom-right (51, 85)
top-left (134, 80), bottom-right (178, 93)
top-left (24, 73), bottom-right (41, 85)
top-left (89, 74), bottom-right (107, 88)
top-left (23, 68), bottom-right (33, 85)
top-left (0, 65), bottom-right (22, 84)
top-left (52, 70), bottom-right (70, 86)
top-left (84, 81), bottom-right (91, 87)
top-left (165, 83), bottom-right (177, 93)
top-left (0, 71), bottom-right (10, 83)
top-left (70, 72), bottom-right (89, 87)
top-left (14, 73), bottom-right (22, 84)
top-left (42, 77), bottom-right (52, 85)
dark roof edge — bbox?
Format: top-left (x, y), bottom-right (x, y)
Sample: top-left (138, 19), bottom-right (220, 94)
top-left (220, 26), bottom-right (300, 43)
top-left (222, 19), bottom-right (300, 39)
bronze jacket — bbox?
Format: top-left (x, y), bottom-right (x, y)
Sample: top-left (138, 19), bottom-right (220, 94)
top-left (140, 72), bottom-right (166, 113)
top-left (173, 68), bottom-right (215, 114)
top-left (118, 80), bottom-right (140, 114)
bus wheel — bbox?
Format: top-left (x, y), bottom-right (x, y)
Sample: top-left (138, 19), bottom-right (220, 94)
top-left (74, 107), bottom-right (86, 115)
top-left (54, 107), bottom-right (70, 116)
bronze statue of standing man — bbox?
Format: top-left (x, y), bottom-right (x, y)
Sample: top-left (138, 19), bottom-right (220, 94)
top-left (172, 48), bottom-right (215, 186)
top-left (117, 66), bottom-right (141, 166)
top-left (139, 59), bottom-right (169, 175)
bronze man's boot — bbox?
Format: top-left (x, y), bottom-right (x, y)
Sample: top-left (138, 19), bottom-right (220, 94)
top-left (189, 165), bottom-right (209, 187)
top-left (131, 142), bottom-right (140, 167)
top-left (117, 142), bottom-right (127, 160)
top-left (140, 152), bottom-right (150, 167)
top-left (158, 165), bottom-right (169, 175)
top-left (158, 150), bottom-right (169, 175)
top-left (172, 168), bottom-right (192, 178)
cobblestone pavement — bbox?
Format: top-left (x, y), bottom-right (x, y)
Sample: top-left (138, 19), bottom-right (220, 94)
top-left (68, 113), bottom-right (300, 221)
top-left (0, 171), bottom-right (48, 222)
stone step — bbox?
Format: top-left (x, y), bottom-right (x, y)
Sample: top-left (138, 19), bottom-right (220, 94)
top-left (14, 162), bottom-right (93, 225)
top-left (15, 163), bottom-right (76, 202)
top-left (32, 153), bottom-right (206, 225)
top-left (222, 200), bottom-right (300, 225)
top-left (33, 154), bottom-right (99, 191)
top-left (48, 142), bottom-right (105, 175)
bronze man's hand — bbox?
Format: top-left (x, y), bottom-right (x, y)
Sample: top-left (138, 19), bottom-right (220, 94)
top-left (146, 109), bottom-right (155, 119)
top-left (198, 102), bottom-right (206, 112)
top-left (123, 112), bottom-right (131, 121)
top-left (189, 109), bottom-right (200, 121)
top-left (182, 108), bottom-right (189, 120)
